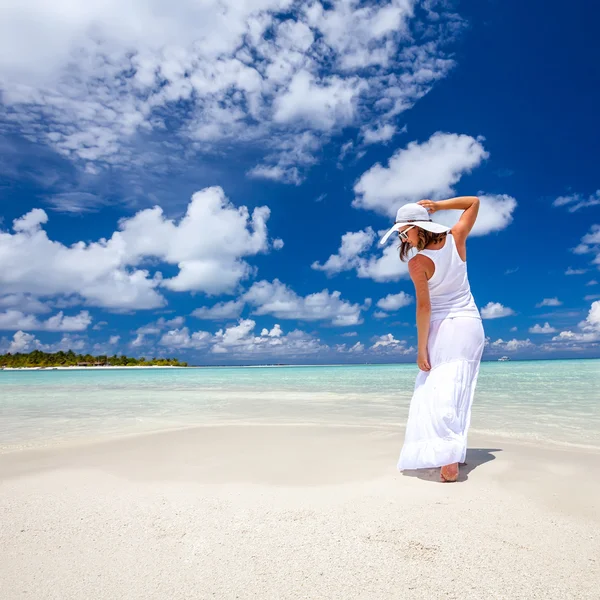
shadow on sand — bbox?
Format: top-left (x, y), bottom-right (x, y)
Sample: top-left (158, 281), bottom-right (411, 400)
top-left (401, 448), bottom-right (502, 483)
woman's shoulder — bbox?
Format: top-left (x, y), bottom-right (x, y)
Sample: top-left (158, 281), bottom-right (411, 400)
top-left (408, 253), bottom-right (434, 277)
top-left (408, 253), bottom-right (427, 266)
top-left (449, 230), bottom-right (467, 262)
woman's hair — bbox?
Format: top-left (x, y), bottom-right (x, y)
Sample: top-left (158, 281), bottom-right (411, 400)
top-left (398, 229), bottom-right (447, 262)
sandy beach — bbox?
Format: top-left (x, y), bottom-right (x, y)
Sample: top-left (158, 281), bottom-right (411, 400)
top-left (1, 424), bottom-right (599, 600)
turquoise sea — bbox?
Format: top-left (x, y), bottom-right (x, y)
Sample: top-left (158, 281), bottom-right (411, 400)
top-left (1, 360), bottom-right (599, 452)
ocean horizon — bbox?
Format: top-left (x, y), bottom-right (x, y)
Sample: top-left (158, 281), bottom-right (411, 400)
top-left (3, 354), bottom-right (598, 370)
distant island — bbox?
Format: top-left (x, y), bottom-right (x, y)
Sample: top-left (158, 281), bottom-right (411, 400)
top-left (0, 350), bottom-right (187, 369)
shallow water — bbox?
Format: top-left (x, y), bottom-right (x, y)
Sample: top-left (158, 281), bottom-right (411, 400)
top-left (1, 360), bottom-right (599, 451)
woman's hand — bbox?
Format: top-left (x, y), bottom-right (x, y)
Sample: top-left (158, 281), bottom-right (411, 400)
top-left (417, 199), bottom-right (438, 214)
top-left (417, 349), bottom-right (431, 372)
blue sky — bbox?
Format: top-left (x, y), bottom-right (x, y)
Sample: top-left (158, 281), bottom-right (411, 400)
top-left (1, 0), bottom-right (599, 364)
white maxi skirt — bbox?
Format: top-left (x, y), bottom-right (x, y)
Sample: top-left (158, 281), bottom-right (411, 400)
top-left (398, 316), bottom-right (485, 471)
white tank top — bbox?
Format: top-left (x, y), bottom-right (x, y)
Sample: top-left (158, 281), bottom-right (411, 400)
top-left (417, 233), bottom-right (481, 322)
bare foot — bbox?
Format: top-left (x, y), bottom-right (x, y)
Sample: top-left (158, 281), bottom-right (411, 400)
top-left (440, 463), bottom-right (459, 482)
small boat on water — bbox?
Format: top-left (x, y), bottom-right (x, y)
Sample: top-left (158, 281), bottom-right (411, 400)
top-left (498, 356), bottom-right (511, 362)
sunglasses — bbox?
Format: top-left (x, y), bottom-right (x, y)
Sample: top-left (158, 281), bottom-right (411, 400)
top-left (398, 225), bottom-right (415, 241)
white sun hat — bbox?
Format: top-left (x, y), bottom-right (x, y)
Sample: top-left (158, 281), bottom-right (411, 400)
top-left (379, 203), bottom-right (450, 244)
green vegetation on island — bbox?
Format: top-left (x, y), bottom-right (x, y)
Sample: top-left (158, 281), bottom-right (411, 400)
top-left (0, 350), bottom-right (187, 368)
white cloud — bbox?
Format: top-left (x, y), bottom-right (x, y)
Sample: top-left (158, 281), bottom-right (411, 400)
top-left (529, 322), bottom-right (557, 334)
top-left (587, 280), bottom-right (598, 286)
top-left (137, 317), bottom-right (185, 334)
top-left (573, 225), bottom-right (600, 267)
top-left (536, 298), bottom-right (562, 308)
top-left (273, 238), bottom-right (284, 250)
top-left (312, 228), bottom-right (375, 276)
top-left (540, 340), bottom-right (599, 353)
top-left (51, 334), bottom-right (88, 352)
top-left (43, 311), bottom-right (92, 332)
top-left (0, 0), bottom-right (461, 180)
top-left (491, 338), bottom-right (534, 352)
top-left (373, 311), bottom-right (388, 319)
top-left (0, 329), bottom-right (91, 354)
top-left (305, 0), bottom-right (414, 71)
top-left (163, 317), bottom-right (185, 328)
top-left (141, 188), bottom-right (270, 294)
top-left (130, 334), bottom-right (146, 348)
top-left (551, 330), bottom-right (599, 344)
top-left (353, 133), bottom-right (489, 217)
top-left (370, 333), bottom-right (414, 354)
top-left (341, 331), bottom-right (358, 337)
top-left (573, 244), bottom-right (591, 255)
top-left (273, 70), bottom-right (364, 130)
top-left (356, 245), bottom-right (410, 282)
top-left (362, 124), bottom-right (396, 145)
top-left (13, 208), bottom-right (47, 231)
top-left (434, 194), bottom-right (517, 237)
top-left (553, 190), bottom-right (600, 212)
top-left (0, 294), bottom-right (51, 314)
top-left (159, 327), bottom-right (212, 350)
top-left (91, 334), bottom-right (122, 355)
top-left (581, 301), bottom-right (600, 329)
top-left (565, 267), bottom-right (587, 275)
top-left (247, 131), bottom-right (320, 185)
top-left (338, 141), bottom-right (354, 164)
top-left (244, 279), bottom-right (364, 326)
top-left (313, 229), bottom-right (409, 282)
top-left (187, 279), bottom-right (369, 327)
top-left (135, 323), bottom-right (162, 337)
top-left (213, 319), bottom-right (258, 352)
top-left (582, 225), bottom-right (600, 246)
top-left (0, 330), bottom-right (114, 356)
top-left (191, 300), bottom-right (245, 321)
top-left (157, 319), bottom-right (326, 358)
top-left (53, 296), bottom-right (85, 310)
top-left (0, 310), bottom-right (91, 331)
top-left (376, 291), bottom-right (413, 311)
top-left (132, 316), bottom-right (186, 347)
top-left (45, 192), bottom-right (108, 214)
top-left (0, 187), bottom-right (270, 309)
top-left (216, 320), bottom-right (325, 357)
top-left (5, 331), bottom-right (44, 353)
top-left (351, 132), bottom-right (516, 238)
top-left (480, 302), bottom-right (515, 319)
top-left (261, 324), bottom-right (283, 338)
top-left (335, 341), bottom-right (365, 353)
top-left (247, 165), bottom-right (302, 185)
top-left (551, 301), bottom-right (600, 343)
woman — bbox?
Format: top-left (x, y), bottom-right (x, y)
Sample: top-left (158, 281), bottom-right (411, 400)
top-left (379, 196), bottom-right (484, 482)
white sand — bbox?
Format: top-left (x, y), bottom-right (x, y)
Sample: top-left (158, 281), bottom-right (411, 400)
top-left (1, 425), bottom-right (599, 599)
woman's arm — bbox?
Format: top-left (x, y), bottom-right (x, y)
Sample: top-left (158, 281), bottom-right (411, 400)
top-left (409, 255), bottom-right (431, 372)
top-left (426, 196), bottom-right (479, 212)
top-left (418, 196), bottom-right (480, 258)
